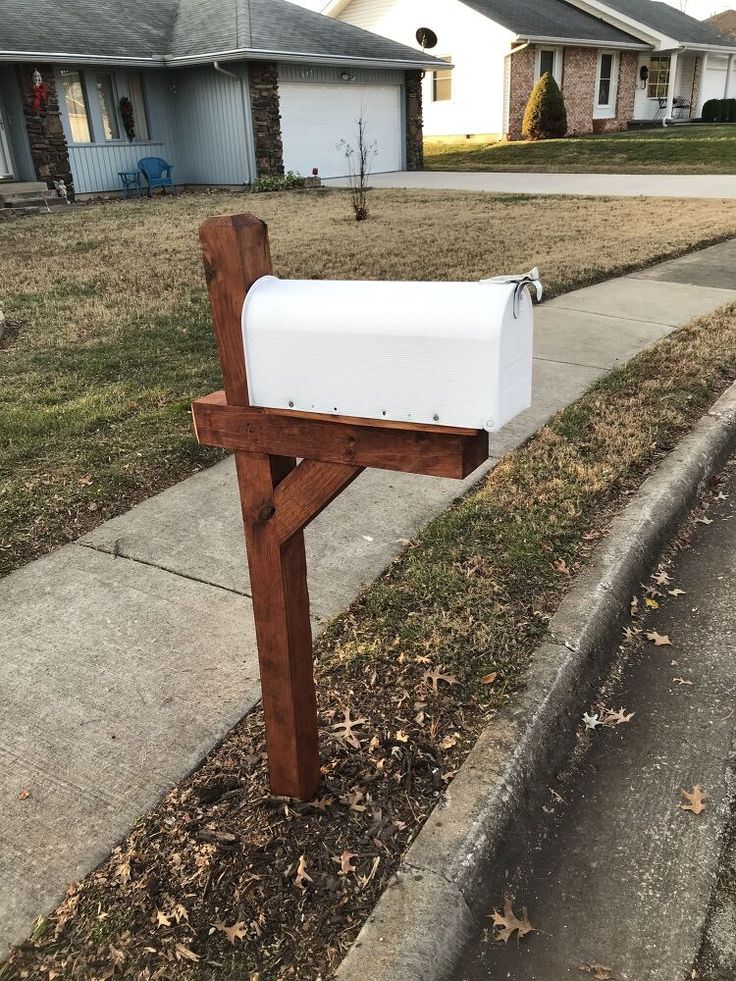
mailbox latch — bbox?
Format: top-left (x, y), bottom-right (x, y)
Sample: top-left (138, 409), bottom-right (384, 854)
top-left (481, 268), bottom-right (543, 319)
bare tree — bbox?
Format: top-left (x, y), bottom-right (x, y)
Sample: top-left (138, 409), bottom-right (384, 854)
top-left (337, 115), bottom-right (378, 221)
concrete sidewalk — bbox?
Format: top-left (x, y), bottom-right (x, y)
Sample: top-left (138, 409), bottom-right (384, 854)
top-left (326, 171), bottom-right (736, 199)
top-left (455, 459), bottom-right (736, 981)
top-left (2, 241), bottom-right (736, 959)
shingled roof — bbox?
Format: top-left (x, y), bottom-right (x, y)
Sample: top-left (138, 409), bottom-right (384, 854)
top-left (460, 0), bottom-right (645, 46)
top-left (598, 0), bottom-right (736, 48)
top-left (0, 0), bottom-right (444, 67)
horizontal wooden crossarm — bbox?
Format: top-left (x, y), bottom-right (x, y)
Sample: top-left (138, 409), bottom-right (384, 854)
top-left (271, 459), bottom-right (363, 545)
top-left (192, 391), bottom-right (489, 480)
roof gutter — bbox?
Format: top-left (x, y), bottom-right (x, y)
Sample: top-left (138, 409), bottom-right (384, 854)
top-left (0, 49), bottom-right (164, 66)
top-left (166, 48), bottom-right (446, 71)
top-left (519, 34), bottom-right (649, 50)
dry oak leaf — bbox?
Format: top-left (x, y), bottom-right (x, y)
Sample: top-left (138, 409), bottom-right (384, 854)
top-left (294, 854), bottom-right (313, 890)
top-left (668, 588), bottom-right (687, 597)
top-left (423, 665), bottom-right (459, 693)
top-left (491, 897), bottom-right (536, 944)
top-left (583, 712), bottom-right (602, 730)
top-left (681, 785), bottom-right (707, 815)
top-left (604, 708), bottom-right (635, 726)
top-left (343, 787), bottom-right (367, 812)
top-left (644, 597), bottom-right (659, 609)
top-left (579, 963), bottom-right (614, 980)
top-left (395, 729), bottom-right (409, 743)
top-left (553, 559), bottom-right (571, 576)
top-left (155, 910), bottom-right (171, 928)
top-left (646, 631), bottom-right (672, 647)
top-left (673, 677), bottom-right (694, 686)
top-left (17, 789), bottom-right (31, 801)
top-left (175, 944), bottom-right (201, 963)
top-left (336, 851), bottom-right (358, 875)
top-left (331, 708), bottom-right (368, 749)
top-left (652, 570), bottom-right (672, 586)
top-left (481, 671), bottom-right (498, 685)
top-left (214, 920), bottom-right (247, 944)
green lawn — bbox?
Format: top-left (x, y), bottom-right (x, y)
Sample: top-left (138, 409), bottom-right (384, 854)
top-left (425, 124), bottom-right (736, 173)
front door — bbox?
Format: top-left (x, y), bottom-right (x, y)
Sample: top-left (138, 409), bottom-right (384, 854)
top-left (0, 105), bottom-right (14, 178)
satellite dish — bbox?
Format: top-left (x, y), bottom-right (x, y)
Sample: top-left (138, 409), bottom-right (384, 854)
top-left (416, 27), bottom-right (438, 49)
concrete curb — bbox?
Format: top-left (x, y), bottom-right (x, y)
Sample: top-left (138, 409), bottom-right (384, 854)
top-left (334, 382), bottom-right (736, 981)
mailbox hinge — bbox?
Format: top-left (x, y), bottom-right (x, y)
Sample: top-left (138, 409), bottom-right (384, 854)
top-left (481, 268), bottom-right (543, 318)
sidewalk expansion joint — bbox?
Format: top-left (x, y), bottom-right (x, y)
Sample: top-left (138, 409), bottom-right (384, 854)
top-left (76, 541), bottom-right (253, 599)
top-left (544, 305), bottom-right (676, 329)
top-left (533, 355), bottom-right (605, 370)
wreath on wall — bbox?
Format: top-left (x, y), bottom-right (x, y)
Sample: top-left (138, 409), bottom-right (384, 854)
top-left (120, 96), bottom-right (135, 140)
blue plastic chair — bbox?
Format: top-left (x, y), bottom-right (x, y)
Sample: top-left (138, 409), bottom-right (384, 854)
top-left (138, 157), bottom-right (174, 195)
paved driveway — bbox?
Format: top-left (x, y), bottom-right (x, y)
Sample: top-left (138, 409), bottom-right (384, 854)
top-left (326, 170), bottom-right (736, 199)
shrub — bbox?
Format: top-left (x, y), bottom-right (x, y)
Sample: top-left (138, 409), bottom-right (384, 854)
top-left (522, 72), bottom-right (567, 140)
top-left (251, 171), bottom-right (305, 193)
top-left (728, 98), bottom-right (736, 122)
top-left (701, 99), bottom-right (719, 123)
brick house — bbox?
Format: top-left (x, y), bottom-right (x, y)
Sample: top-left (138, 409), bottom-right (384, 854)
top-left (321, 0), bottom-right (736, 140)
top-left (0, 0), bottom-right (442, 197)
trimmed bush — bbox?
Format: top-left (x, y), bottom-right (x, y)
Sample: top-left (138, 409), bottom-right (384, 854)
top-left (728, 98), bottom-right (736, 122)
top-left (701, 98), bottom-right (736, 123)
top-left (702, 99), bottom-right (720, 123)
top-left (522, 72), bottom-right (568, 140)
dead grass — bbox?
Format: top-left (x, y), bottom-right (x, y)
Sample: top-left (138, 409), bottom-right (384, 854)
top-left (5, 303), bottom-right (736, 981)
top-left (3, 187), bottom-right (736, 576)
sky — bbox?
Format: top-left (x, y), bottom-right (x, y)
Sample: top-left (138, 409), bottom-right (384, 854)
top-left (291, 0), bottom-right (735, 18)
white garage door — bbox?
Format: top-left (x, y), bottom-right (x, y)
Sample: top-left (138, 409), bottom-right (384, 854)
top-left (279, 82), bottom-right (402, 179)
top-left (701, 56), bottom-right (734, 106)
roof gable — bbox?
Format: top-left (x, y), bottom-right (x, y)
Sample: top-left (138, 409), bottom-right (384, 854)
top-left (708, 10), bottom-right (736, 38)
top-left (589, 0), bottom-right (736, 48)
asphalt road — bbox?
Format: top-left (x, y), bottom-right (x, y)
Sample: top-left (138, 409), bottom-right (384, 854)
top-left (454, 460), bottom-right (736, 981)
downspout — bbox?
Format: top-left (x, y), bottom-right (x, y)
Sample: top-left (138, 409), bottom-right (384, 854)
top-left (214, 60), bottom-right (254, 185)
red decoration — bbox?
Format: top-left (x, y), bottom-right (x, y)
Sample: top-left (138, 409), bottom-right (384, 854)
top-left (32, 81), bottom-right (47, 112)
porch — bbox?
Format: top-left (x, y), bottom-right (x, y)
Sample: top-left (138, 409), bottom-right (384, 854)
top-left (632, 49), bottom-right (736, 125)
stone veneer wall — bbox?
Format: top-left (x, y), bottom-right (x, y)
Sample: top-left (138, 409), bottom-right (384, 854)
top-left (404, 70), bottom-right (424, 170)
top-left (248, 61), bottom-right (284, 177)
top-left (15, 63), bottom-right (73, 195)
top-left (507, 46), bottom-right (639, 140)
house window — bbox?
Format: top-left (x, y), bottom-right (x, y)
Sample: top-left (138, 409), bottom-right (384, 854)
top-left (127, 73), bottom-right (150, 142)
top-left (648, 55), bottom-right (671, 98)
top-left (536, 47), bottom-right (562, 85)
top-left (433, 57), bottom-right (452, 102)
top-left (539, 50), bottom-right (555, 79)
top-left (60, 69), bottom-right (91, 143)
top-left (598, 53), bottom-right (614, 105)
top-left (95, 73), bottom-right (120, 141)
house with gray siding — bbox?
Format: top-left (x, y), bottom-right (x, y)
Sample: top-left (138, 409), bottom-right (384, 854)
top-left (0, 0), bottom-right (441, 197)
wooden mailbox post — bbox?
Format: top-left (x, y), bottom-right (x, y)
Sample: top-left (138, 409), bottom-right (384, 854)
top-left (192, 213), bottom-right (490, 801)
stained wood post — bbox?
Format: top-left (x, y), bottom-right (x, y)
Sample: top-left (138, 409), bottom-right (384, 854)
top-left (200, 215), bottom-right (320, 799)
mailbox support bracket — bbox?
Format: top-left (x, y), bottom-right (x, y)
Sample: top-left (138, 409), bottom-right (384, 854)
top-left (194, 213), bottom-right (490, 800)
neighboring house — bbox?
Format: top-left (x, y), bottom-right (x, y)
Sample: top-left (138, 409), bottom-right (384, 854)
top-left (322, 0), bottom-right (736, 139)
top-left (0, 0), bottom-right (444, 195)
top-left (707, 10), bottom-right (736, 39)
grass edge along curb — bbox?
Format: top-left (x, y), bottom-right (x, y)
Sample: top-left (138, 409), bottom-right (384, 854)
top-left (334, 381), bottom-right (736, 981)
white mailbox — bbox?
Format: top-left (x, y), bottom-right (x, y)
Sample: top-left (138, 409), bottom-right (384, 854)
top-left (241, 272), bottom-right (542, 432)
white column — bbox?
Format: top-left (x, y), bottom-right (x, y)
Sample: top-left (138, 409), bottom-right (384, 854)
top-left (664, 50), bottom-right (678, 125)
top-left (724, 53), bottom-right (735, 99)
top-left (696, 52), bottom-right (708, 116)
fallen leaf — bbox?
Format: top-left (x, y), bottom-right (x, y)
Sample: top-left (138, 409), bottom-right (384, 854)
top-left (604, 707), bottom-right (634, 726)
top-left (681, 785), bottom-right (707, 815)
top-left (644, 597), bottom-right (659, 609)
top-left (294, 854), bottom-right (313, 891)
top-left (646, 631), bottom-right (672, 646)
top-left (668, 588), bottom-right (687, 597)
top-left (312, 795), bottom-right (334, 811)
top-left (652, 570), bottom-right (672, 586)
top-left (174, 944), bottom-right (201, 963)
top-left (481, 671), bottom-right (498, 685)
top-left (18, 789), bottom-right (31, 801)
top-left (439, 732), bottom-right (459, 750)
top-left (395, 729), bottom-right (409, 743)
top-left (423, 666), bottom-right (459, 692)
top-left (155, 910), bottom-right (171, 928)
top-left (342, 788), bottom-right (367, 812)
top-left (622, 626), bottom-right (641, 641)
top-left (583, 712), bottom-right (602, 730)
top-left (490, 897), bottom-right (536, 944)
top-left (331, 708), bottom-right (368, 749)
top-left (673, 676), bottom-right (694, 686)
top-left (336, 851), bottom-right (358, 875)
top-left (579, 963), bottom-right (614, 980)
top-left (214, 920), bottom-right (247, 944)
top-left (553, 559), bottom-right (571, 575)
top-left (630, 595), bottom-right (639, 616)
top-left (696, 516), bottom-right (713, 525)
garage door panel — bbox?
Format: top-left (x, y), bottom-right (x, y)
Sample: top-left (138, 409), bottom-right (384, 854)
top-left (279, 82), bottom-right (402, 179)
